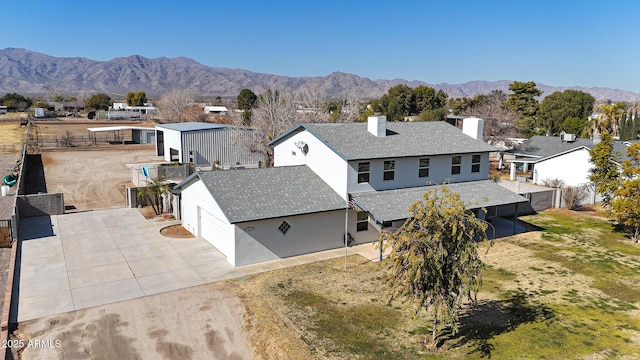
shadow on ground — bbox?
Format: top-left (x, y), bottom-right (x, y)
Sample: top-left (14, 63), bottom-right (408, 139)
top-left (412, 290), bottom-right (555, 358)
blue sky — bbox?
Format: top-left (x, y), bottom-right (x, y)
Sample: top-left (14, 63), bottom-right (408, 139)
top-left (2, 1), bottom-right (640, 92)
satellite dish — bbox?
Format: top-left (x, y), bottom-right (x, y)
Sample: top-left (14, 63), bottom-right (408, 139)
top-left (294, 140), bottom-right (309, 155)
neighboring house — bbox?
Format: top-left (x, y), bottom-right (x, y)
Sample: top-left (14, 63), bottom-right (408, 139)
top-left (506, 134), bottom-right (636, 187)
top-left (155, 122), bottom-right (264, 168)
top-left (204, 106), bottom-right (228, 115)
top-left (174, 116), bottom-right (529, 267)
top-left (112, 102), bottom-right (158, 115)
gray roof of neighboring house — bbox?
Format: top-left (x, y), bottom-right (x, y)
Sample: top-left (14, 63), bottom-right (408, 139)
top-left (269, 121), bottom-right (496, 161)
top-left (508, 136), bottom-right (593, 161)
top-left (187, 166), bottom-right (345, 223)
top-left (353, 180), bottom-right (528, 222)
top-left (508, 135), bottom-right (638, 163)
top-left (156, 122), bottom-right (229, 132)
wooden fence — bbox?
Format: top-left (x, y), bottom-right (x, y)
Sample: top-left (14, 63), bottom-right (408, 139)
top-left (0, 220), bottom-right (12, 248)
top-left (29, 134), bottom-right (151, 149)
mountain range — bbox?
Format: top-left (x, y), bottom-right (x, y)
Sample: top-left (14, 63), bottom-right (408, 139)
top-left (1, 48), bottom-right (638, 102)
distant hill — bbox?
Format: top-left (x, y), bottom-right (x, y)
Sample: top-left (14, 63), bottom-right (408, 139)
top-left (0, 48), bottom-right (638, 102)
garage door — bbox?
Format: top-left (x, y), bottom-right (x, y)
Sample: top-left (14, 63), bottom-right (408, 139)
top-left (199, 207), bottom-right (223, 242)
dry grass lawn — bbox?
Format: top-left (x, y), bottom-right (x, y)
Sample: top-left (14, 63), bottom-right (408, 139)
top-left (0, 123), bottom-right (27, 153)
top-left (229, 208), bottom-right (640, 359)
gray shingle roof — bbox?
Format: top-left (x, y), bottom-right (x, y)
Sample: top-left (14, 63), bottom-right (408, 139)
top-left (270, 122), bottom-right (496, 160)
top-left (509, 135), bottom-right (638, 163)
top-left (156, 122), bottom-right (229, 132)
top-left (353, 180), bottom-right (528, 222)
top-left (197, 166), bottom-right (345, 223)
top-left (508, 136), bottom-right (593, 160)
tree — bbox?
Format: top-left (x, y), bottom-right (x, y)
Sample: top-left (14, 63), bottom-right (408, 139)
top-left (589, 132), bottom-right (620, 208)
top-left (333, 89), bottom-right (364, 123)
top-left (612, 143), bottom-right (640, 241)
top-left (157, 88), bottom-right (198, 122)
top-left (413, 86), bottom-right (448, 114)
top-left (0, 92), bottom-right (33, 111)
top-left (598, 103), bottom-right (625, 139)
top-left (250, 88), bottom-right (300, 166)
top-left (86, 93), bottom-right (112, 110)
top-left (370, 84), bottom-right (447, 122)
top-left (126, 91), bottom-right (147, 106)
top-left (137, 178), bottom-right (170, 216)
top-left (237, 89), bottom-right (258, 124)
top-left (461, 90), bottom-right (520, 143)
top-left (381, 186), bottom-right (489, 350)
top-left (297, 80), bottom-right (329, 123)
top-left (618, 111), bottom-right (638, 141)
top-left (538, 90), bottom-right (595, 135)
top-left (371, 84), bottom-right (413, 122)
top-left (562, 117), bottom-right (587, 136)
top-left (502, 81), bottom-right (542, 136)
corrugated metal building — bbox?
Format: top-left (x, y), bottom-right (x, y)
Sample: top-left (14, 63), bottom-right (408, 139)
top-left (155, 122), bottom-right (264, 168)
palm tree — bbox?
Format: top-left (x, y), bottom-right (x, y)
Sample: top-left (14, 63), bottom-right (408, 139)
top-left (137, 178), bottom-right (171, 216)
top-left (600, 104), bottom-right (624, 138)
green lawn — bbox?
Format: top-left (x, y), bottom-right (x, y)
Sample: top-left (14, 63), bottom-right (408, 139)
top-left (232, 209), bottom-right (640, 359)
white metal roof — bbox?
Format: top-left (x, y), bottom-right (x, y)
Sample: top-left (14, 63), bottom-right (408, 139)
top-left (87, 126), bottom-right (156, 132)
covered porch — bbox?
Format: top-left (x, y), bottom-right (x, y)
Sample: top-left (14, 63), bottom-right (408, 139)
top-left (350, 180), bottom-right (530, 241)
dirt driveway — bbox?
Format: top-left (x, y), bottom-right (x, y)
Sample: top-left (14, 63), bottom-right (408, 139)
top-left (12, 282), bottom-right (252, 360)
top-left (42, 148), bottom-right (163, 210)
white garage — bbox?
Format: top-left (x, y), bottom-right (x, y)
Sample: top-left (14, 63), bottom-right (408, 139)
top-left (174, 166), bottom-right (346, 267)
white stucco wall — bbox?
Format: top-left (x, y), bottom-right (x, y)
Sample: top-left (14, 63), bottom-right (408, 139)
top-left (347, 153), bottom-right (490, 192)
top-left (158, 128), bottom-right (183, 162)
top-left (180, 180), bottom-right (237, 265)
top-left (533, 148), bottom-right (592, 186)
top-left (233, 210), bottom-right (346, 266)
top-left (273, 130), bottom-right (349, 199)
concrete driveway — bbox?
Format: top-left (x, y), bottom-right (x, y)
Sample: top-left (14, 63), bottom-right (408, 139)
top-left (17, 208), bottom-right (242, 322)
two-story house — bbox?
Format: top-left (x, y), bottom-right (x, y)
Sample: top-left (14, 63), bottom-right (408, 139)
top-left (174, 116), bottom-right (528, 267)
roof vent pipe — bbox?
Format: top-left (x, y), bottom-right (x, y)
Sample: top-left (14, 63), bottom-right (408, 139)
top-left (368, 115), bottom-right (386, 137)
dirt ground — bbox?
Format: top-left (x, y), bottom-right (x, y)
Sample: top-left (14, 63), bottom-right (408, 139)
top-left (41, 148), bottom-right (164, 210)
top-left (11, 282), bottom-right (253, 360)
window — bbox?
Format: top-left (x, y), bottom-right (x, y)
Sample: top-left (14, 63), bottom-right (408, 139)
top-left (358, 162), bottom-right (370, 183)
top-left (356, 211), bottom-right (369, 231)
top-left (451, 155), bottom-right (461, 175)
top-left (471, 154), bottom-right (481, 173)
top-left (419, 158), bottom-right (430, 178)
top-left (383, 160), bottom-right (395, 181)
top-left (278, 220), bottom-right (291, 235)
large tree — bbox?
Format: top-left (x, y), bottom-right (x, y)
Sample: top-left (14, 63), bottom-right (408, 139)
top-left (612, 143), bottom-right (640, 241)
top-left (237, 89), bottom-right (258, 125)
top-left (599, 103), bottom-right (625, 139)
top-left (589, 132), bottom-right (620, 208)
top-left (249, 88), bottom-right (300, 166)
top-left (0, 92), bottom-right (33, 111)
top-left (457, 90), bottom-right (520, 143)
top-left (538, 90), bottom-right (595, 135)
top-left (237, 89), bottom-right (257, 111)
top-left (370, 84), bottom-right (447, 122)
top-left (502, 81), bottom-right (542, 136)
top-left (126, 91), bottom-right (147, 106)
top-left (86, 93), bottom-right (112, 110)
top-left (381, 186), bottom-right (489, 350)
top-left (157, 88), bottom-right (198, 122)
